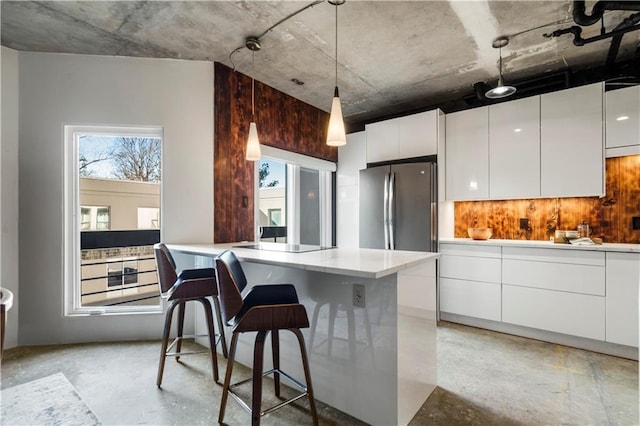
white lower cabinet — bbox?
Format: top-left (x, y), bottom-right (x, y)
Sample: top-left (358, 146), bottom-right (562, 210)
top-left (438, 242), bottom-right (637, 352)
top-left (439, 243), bottom-right (501, 321)
top-left (605, 252), bottom-right (640, 347)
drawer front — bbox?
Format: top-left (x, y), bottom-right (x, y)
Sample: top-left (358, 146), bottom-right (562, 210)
top-left (440, 278), bottom-right (501, 322)
top-left (502, 259), bottom-right (605, 296)
top-left (440, 255), bottom-right (501, 283)
top-left (502, 285), bottom-right (605, 340)
top-left (502, 246), bottom-right (605, 266)
top-left (439, 243), bottom-right (501, 258)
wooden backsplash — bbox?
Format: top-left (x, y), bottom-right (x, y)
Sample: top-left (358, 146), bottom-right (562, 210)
top-left (454, 155), bottom-right (640, 243)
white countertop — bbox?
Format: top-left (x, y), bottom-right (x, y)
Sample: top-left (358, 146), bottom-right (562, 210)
top-left (440, 238), bottom-right (640, 253)
top-left (168, 243), bottom-right (440, 279)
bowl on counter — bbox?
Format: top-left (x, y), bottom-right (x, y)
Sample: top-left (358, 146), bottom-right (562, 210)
top-left (467, 227), bottom-right (492, 240)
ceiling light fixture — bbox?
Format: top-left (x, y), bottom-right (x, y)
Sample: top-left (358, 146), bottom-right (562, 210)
top-left (245, 39), bottom-right (262, 161)
top-left (486, 36), bottom-right (517, 99)
top-left (326, 0), bottom-right (347, 147)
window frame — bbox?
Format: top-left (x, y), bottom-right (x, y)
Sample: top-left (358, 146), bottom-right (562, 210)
top-left (255, 146), bottom-right (335, 246)
top-left (63, 125), bottom-right (163, 316)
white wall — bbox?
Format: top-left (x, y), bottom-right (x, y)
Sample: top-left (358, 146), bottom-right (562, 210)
top-left (17, 52), bottom-right (213, 344)
top-left (1, 47), bottom-right (20, 350)
top-left (337, 131), bottom-right (366, 248)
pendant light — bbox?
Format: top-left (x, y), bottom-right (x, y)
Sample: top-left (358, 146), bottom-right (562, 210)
top-left (326, 0), bottom-right (346, 147)
top-left (485, 36), bottom-right (517, 99)
top-left (245, 76), bottom-right (262, 161)
top-left (245, 42), bottom-right (262, 161)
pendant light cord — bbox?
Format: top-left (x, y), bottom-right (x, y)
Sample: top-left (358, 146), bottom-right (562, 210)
top-left (335, 3), bottom-right (338, 87)
top-left (251, 51), bottom-right (255, 119)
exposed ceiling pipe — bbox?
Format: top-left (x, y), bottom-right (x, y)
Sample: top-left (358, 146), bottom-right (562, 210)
top-left (573, 0), bottom-right (640, 27)
top-left (606, 12), bottom-right (640, 67)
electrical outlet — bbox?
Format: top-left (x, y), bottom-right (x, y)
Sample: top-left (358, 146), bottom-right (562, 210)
top-left (519, 218), bottom-right (529, 230)
top-left (353, 284), bottom-right (366, 308)
top-left (633, 217), bottom-right (640, 230)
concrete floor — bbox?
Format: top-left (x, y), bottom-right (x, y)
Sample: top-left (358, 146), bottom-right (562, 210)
top-left (1, 321), bottom-right (637, 425)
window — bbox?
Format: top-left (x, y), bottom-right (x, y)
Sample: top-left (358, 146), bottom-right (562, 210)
top-left (137, 207), bottom-right (160, 229)
top-left (268, 209), bottom-right (282, 226)
top-left (256, 146), bottom-right (335, 246)
top-left (80, 206), bottom-right (111, 230)
top-left (64, 125), bottom-right (163, 316)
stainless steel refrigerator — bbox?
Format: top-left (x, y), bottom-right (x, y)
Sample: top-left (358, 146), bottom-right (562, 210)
top-left (359, 162), bottom-right (437, 252)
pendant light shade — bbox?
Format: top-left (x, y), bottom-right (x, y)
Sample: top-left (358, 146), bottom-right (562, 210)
top-left (327, 86), bottom-right (346, 146)
top-left (246, 121), bottom-right (261, 161)
top-left (485, 37), bottom-right (516, 100)
top-left (326, 0), bottom-right (347, 147)
top-left (246, 77), bottom-right (262, 161)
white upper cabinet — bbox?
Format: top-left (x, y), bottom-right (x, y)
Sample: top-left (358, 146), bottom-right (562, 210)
top-left (605, 85), bottom-right (640, 157)
top-left (445, 106), bottom-right (489, 200)
top-left (365, 110), bottom-right (440, 163)
top-left (397, 110), bottom-right (439, 159)
top-left (540, 82), bottom-right (605, 198)
top-left (489, 96), bottom-right (541, 199)
top-left (366, 119), bottom-right (398, 163)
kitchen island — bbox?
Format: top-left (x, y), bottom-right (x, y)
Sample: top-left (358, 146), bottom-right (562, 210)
top-left (168, 243), bottom-right (439, 425)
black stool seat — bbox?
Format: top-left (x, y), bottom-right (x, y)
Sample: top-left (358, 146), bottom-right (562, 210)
top-left (154, 243), bottom-right (228, 388)
top-left (215, 250), bottom-right (318, 425)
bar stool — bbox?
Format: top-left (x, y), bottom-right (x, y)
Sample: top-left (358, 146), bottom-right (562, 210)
top-left (154, 243), bottom-right (227, 387)
top-left (214, 250), bottom-right (318, 425)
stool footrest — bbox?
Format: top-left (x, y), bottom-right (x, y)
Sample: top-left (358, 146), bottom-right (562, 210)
top-left (228, 367), bottom-right (309, 417)
top-left (165, 333), bottom-right (224, 356)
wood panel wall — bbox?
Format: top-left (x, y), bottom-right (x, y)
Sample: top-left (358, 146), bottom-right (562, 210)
top-left (214, 62), bottom-right (335, 243)
top-left (454, 155), bottom-right (640, 243)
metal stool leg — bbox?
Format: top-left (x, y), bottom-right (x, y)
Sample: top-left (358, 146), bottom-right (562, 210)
top-left (219, 332), bottom-right (239, 424)
top-left (157, 300), bottom-right (178, 387)
top-left (292, 328), bottom-right (319, 426)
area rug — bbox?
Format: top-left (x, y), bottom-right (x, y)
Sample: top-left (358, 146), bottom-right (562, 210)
top-left (1, 372), bottom-right (100, 425)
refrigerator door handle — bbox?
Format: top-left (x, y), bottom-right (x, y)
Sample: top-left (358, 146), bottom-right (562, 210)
top-left (383, 173), bottom-right (390, 249)
top-left (389, 172), bottom-right (395, 250)
top-left (430, 163), bottom-right (438, 252)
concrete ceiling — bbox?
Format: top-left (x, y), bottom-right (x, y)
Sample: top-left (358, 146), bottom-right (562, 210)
top-left (2, 1), bottom-right (640, 126)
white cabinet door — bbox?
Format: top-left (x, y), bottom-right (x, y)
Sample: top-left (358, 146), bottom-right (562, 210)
top-left (397, 110), bottom-right (440, 158)
top-left (366, 119), bottom-right (398, 163)
top-left (445, 107), bottom-right (489, 200)
top-left (606, 85), bottom-right (640, 157)
top-left (605, 252), bottom-right (640, 347)
top-left (540, 82), bottom-right (604, 197)
top-left (489, 96), bottom-right (540, 199)
top-left (503, 285), bottom-right (606, 341)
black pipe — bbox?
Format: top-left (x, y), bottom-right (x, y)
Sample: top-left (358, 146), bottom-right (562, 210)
top-left (573, 1), bottom-right (640, 27)
top-left (473, 81), bottom-right (489, 102)
top-left (607, 12), bottom-right (640, 67)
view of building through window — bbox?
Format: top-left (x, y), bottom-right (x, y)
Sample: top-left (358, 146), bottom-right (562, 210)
top-left (257, 157), bottom-right (331, 246)
top-left (258, 159), bottom-right (287, 242)
top-left (72, 130), bottom-right (162, 312)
